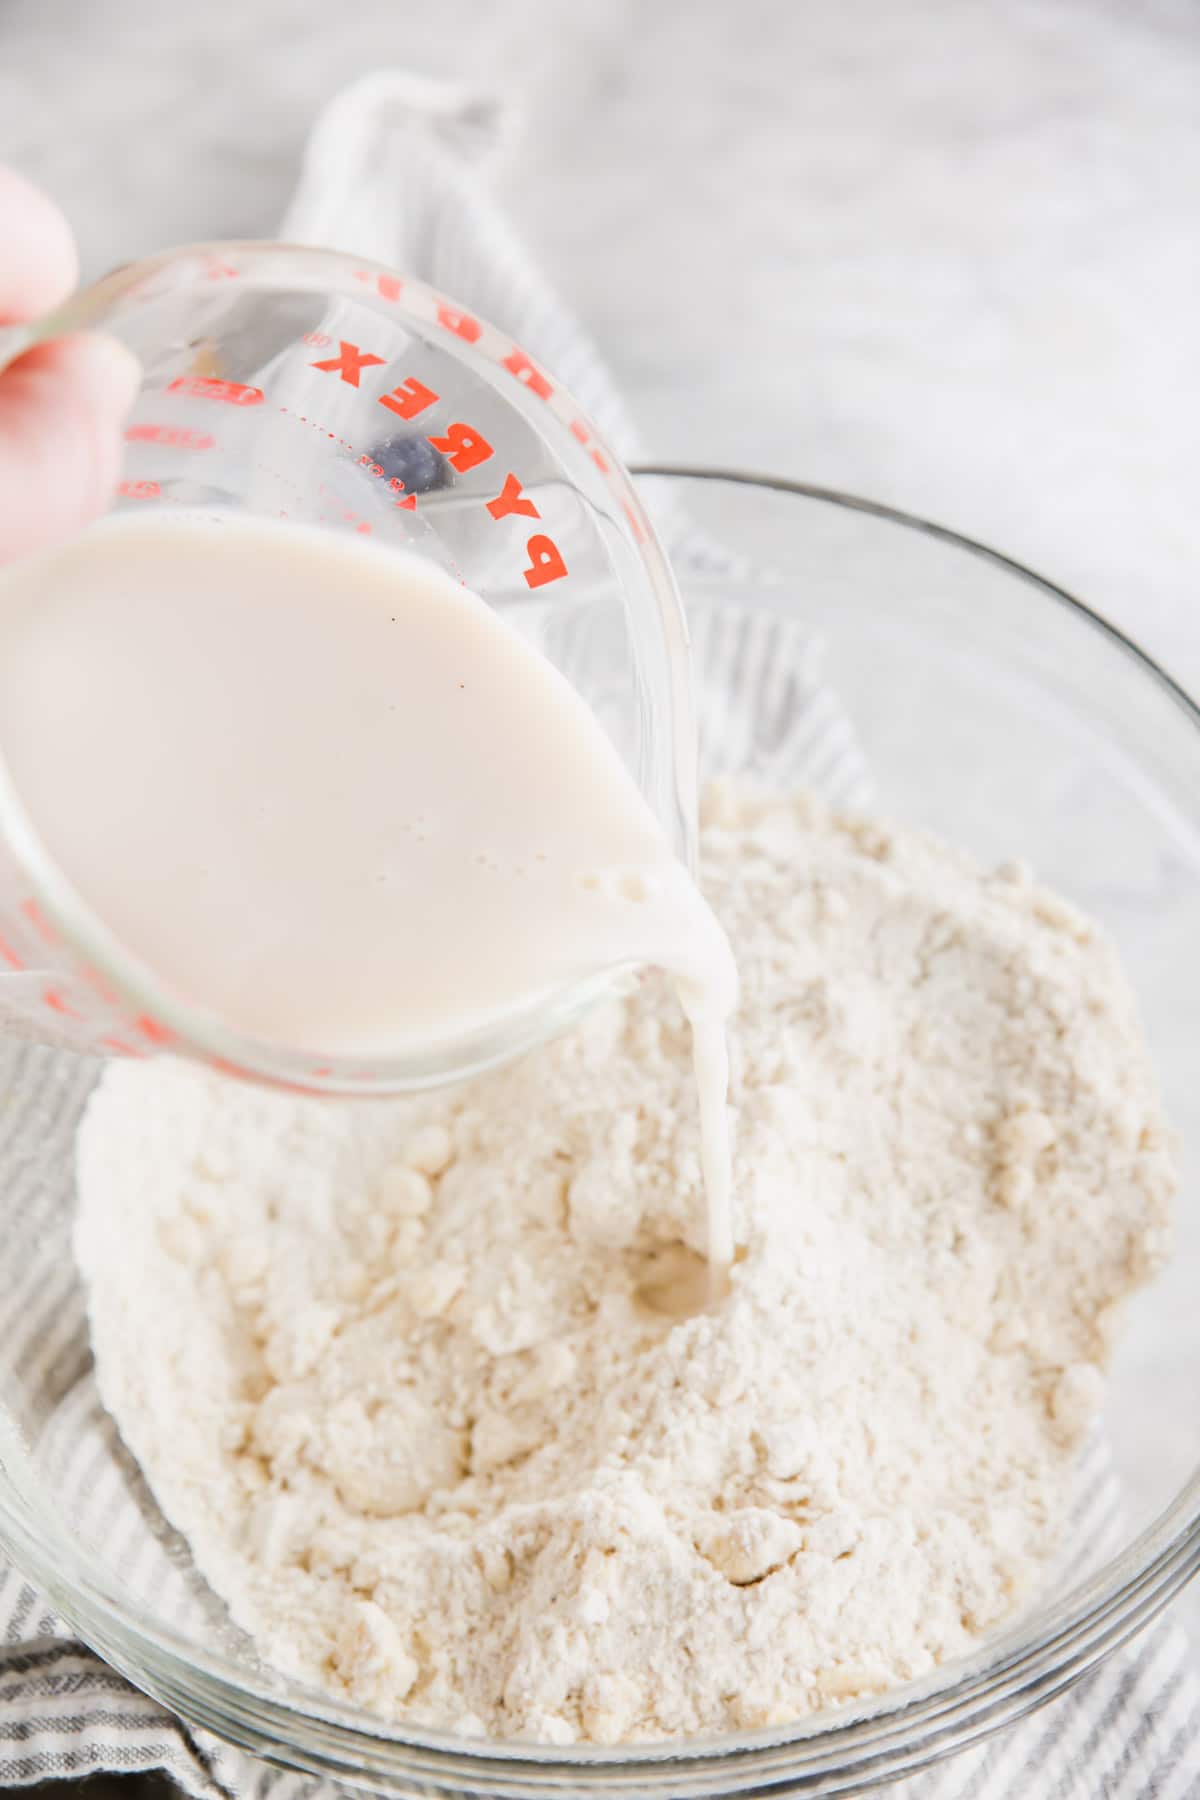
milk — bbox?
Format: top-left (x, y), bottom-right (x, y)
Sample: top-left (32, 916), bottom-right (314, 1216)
top-left (0, 513), bottom-right (738, 1280)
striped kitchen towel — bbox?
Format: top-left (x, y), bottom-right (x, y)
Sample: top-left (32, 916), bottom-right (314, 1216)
top-left (0, 69), bottom-right (1195, 1800)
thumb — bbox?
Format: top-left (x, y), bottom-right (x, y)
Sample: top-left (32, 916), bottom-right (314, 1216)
top-left (0, 333), bottom-right (141, 566)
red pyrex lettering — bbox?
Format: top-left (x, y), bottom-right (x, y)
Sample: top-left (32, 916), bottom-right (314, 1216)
top-left (309, 341), bottom-right (387, 389)
top-left (487, 473), bottom-right (540, 521)
top-left (427, 423), bottom-right (494, 474)
top-left (524, 536), bottom-right (568, 590)
top-left (378, 378), bottom-right (438, 421)
top-left (308, 340), bottom-right (568, 588)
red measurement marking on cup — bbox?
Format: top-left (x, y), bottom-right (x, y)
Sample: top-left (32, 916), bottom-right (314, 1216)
top-left (301, 332), bottom-right (332, 348)
top-left (0, 934), bottom-right (24, 971)
top-left (204, 262), bottom-right (240, 281)
top-left (622, 499), bottom-right (649, 545)
top-left (502, 349), bottom-right (553, 402)
top-left (167, 376), bottom-right (264, 406)
top-left (20, 898), bottom-right (58, 946)
top-left (353, 270), bottom-right (403, 303)
top-left (357, 456), bottom-right (412, 509)
top-left (136, 1014), bottom-right (174, 1046)
top-left (125, 424), bottom-right (215, 451)
top-left (118, 480), bottom-right (161, 501)
top-left (566, 413), bottom-right (640, 520)
top-left (436, 303), bottom-right (482, 344)
top-left (101, 1035), bottom-right (142, 1057)
top-left (42, 988), bottom-right (79, 1019)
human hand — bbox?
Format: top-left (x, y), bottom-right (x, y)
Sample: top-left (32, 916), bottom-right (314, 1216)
top-left (0, 166), bottom-right (140, 566)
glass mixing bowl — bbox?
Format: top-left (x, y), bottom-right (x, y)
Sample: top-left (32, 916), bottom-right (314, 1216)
top-left (0, 470), bottom-right (1197, 1796)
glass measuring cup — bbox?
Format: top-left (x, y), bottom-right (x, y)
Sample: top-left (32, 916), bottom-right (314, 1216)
top-left (0, 242), bottom-right (696, 1093)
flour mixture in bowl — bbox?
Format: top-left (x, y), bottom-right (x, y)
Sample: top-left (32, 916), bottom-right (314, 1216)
top-left (75, 781), bottom-right (1174, 1744)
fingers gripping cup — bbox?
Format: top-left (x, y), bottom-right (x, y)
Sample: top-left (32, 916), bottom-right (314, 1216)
top-left (0, 244), bottom-right (698, 1094)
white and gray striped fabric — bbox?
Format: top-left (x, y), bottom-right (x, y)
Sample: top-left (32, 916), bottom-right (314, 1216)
top-left (0, 70), bottom-right (1196, 1800)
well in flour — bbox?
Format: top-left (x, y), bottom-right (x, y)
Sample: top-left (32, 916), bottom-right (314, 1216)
top-left (75, 781), bottom-right (1174, 1744)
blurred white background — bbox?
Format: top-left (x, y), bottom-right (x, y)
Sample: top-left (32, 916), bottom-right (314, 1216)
top-left (2, 0), bottom-right (1197, 680)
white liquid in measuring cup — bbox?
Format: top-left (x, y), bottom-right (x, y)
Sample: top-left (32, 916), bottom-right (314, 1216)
top-left (0, 513), bottom-right (738, 1281)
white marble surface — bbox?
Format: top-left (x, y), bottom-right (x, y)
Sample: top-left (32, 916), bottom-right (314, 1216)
top-left (2, 0), bottom-right (1198, 1646)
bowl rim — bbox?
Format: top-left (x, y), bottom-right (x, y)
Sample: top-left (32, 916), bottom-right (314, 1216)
top-left (632, 462), bottom-right (1200, 736)
top-left (2, 463), bottom-right (1197, 1796)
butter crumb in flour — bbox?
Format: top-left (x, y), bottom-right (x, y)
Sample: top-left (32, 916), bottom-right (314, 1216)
top-left (75, 782), bottom-right (1174, 1744)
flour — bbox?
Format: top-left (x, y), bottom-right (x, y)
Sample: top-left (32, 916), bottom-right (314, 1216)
top-left (74, 782), bottom-right (1175, 1744)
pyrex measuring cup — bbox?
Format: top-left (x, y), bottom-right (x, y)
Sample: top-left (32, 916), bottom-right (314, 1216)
top-left (0, 242), bottom-right (696, 1093)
